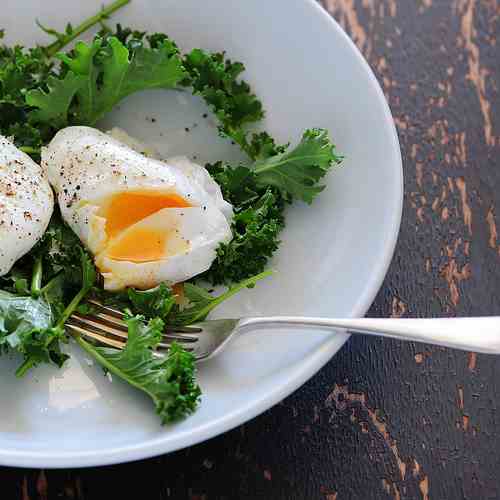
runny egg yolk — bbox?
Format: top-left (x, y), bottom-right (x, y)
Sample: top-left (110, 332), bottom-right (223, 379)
top-left (99, 190), bottom-right (191, 262)
top-left (103, 191), bottom-right (190, 238)
top-left (106, 227), bottom-right (168, 262)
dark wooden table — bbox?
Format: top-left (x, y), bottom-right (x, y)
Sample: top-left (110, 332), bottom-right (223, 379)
top-left (3, 1), bottom-right (500, 498)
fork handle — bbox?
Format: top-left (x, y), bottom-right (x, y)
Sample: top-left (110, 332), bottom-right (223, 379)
top-left (237, 316), bottom-right (500, 354)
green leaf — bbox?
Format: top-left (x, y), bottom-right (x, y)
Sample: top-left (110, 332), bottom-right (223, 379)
top-left (116, 38), bottom-right (186, 94)
top-left (127, 283), bottom-right (177, 322)
top-left (183, 49), bottom-right (264, 153)
top-left (99, 271), bottom-right (270, 327)
top-left (200, 178), bottom-right (285, 285)
top-left (75, 315), bottom-right (201, 423)
top-left (0, 290), bottom-right (52, 348)
top-left (0, 290), bottom-right (68, 373)
top-left (253, 128), bottom-right (342, 204)
top-left (3, 239), bottom-right (97, 377)
top-left (206, 162), bottom-right (258, 207)
top-left (0, 43), bottom-right (54, 154)
top-left (25, 72), bottom-right (83, 127)
top-left (30, 208), bottom-right (90, 292)
top-left (246, 132), bottom-right (287, 161)
top-left (26, 36), bottom-right (187, 127)
top-left (80, 249), bottom-right (97, 292)
top-left (176, 270), bottom-right (272, 324)
top-left (54, 249), bottom-right (97, 329)
top-left (203, 129), bottom-right (341, 283)
top-left (57, 39), bottom-right (101, 122)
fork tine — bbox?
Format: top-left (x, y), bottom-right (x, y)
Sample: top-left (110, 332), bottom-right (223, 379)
top-left (72, 312), bottom-right (129, 335)
top-left (66, 324), bottom-right (126, 349)
top-left (87, 299), bottom-right (203, 337)
top-left (67, 321), bottom-right (195, 352)
top-left (68, 312), bottom-right (197, 353)
top-left (166, 325), bottom-right (203, 334)
top-left (76, 311), bottom-right (199, 343)
top-left (68, 316), bottom-right (129, 340)
top-left (79, 314), bottom-right (200, 343)
top-left (157, 340), bottom-right (194, 352)
top-left (162, 332), bottom-right (199, 343)
top-left (87, 299), bottom-right (125, 319)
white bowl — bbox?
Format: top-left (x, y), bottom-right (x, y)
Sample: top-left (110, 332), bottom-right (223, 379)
top-left (0, 0), bottom-right (402, 467)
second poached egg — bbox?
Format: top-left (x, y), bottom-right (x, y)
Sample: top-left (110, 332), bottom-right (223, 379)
top-left (0, 136), bottom-right (53, 276)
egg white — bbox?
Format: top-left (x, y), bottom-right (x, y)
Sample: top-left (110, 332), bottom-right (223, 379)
top-left (0, 136), bottom-right (54, 276)
top-left (42, 126), bottom-right (232, 290)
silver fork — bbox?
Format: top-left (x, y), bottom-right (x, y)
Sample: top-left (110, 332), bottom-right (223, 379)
top-left (66, 301), bottom-right (500, 359)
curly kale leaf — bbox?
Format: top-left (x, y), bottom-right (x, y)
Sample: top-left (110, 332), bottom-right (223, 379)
top-left (253, 128), bottom-right (342, 204)
top-left (75, 315), bottom-right (201, 423)
top-left (182, 48), bottom-right (264, 155)
top-left (25, 35), bottom-right (187, 127)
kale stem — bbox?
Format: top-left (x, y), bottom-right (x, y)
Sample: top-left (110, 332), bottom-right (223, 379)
top-left (185, 270), bottom-right (273, 324)
top-left (56, 286), bottom-right (90, 329)
top-left (44, 0), bottom-right (130, 57)
top-left (15, 358), bottom-right (35, 377)
top-left (31, 258), bottom-right (43, 298)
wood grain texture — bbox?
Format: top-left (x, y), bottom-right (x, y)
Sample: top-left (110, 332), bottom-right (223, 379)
top-left (2, 1), bottom-right (499, 498)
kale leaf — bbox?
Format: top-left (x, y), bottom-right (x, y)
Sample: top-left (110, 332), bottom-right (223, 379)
top-left (203, 128), bottom-right (340, 283)
top-left (174, 270), bottom-right (272, 324)
top-left (182, 49), bottom-right (264, 154)
top-left (26, 35), bottom-right (187, 127)
top-left (0, 290), bottom-right (67, 373)
top-left (75, 315), bottom-right (201, 423)
top-left (253, 128), bottom-right (342, 203)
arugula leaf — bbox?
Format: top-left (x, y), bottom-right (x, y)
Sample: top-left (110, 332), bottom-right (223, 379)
top-left (26, 35), bottom-right (187, 127)
top-left (253, 128), bottom-right (342, 204)
top-left (0, 207), bottom-right (97, 376)
top-left (0, 216), bottom-right (92, 376)
top-left (75, 315), bottom-right (201, 423)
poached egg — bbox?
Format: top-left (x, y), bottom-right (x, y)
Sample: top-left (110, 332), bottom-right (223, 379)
top-left (42, 126), bottom-right (232, 290)
top-left (0, 136), bottom-right (54, 276)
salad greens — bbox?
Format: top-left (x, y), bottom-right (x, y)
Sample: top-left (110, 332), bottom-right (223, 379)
top-left (0, 0), bottom-right (342, 423)
top-left (75, 315), bottom-right (201, 424)
top-left (104, 270), bottom-right (272, 326)
top-left (27, 36), bottom-right (187, 127)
